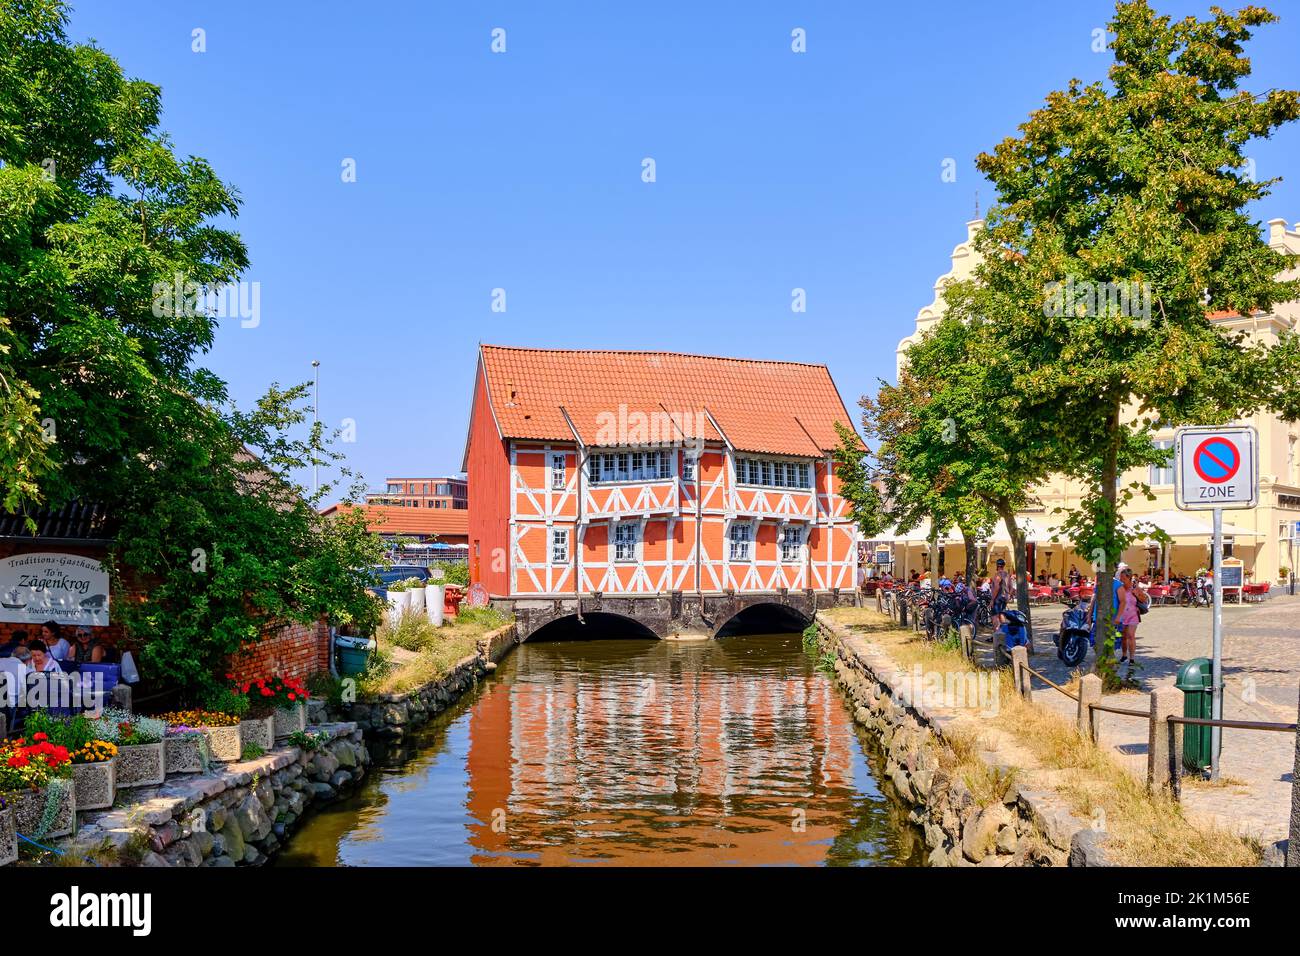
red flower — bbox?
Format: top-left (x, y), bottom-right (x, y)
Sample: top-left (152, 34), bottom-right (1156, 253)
top-left (32, 732), bottom-right (48, 742)
top-left (260, 687), bottom-right (271, 696)
top-left (287, 692), bottom-right (296, 701)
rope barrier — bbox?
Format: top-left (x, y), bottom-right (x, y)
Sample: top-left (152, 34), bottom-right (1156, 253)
top-left (1020, 663), bottom-right (1079, 702)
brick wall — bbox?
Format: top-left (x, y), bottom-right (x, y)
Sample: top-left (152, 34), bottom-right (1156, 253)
top-left (226, 618), bottom-right (331, 684)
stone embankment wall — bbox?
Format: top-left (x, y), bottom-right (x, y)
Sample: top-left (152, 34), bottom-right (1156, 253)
top-left (72, 722), bottom-right (368, 867)
top-left (337, 624), bottom-right (517, 740)
top-left (815, 617), bottom-right (1099, 867)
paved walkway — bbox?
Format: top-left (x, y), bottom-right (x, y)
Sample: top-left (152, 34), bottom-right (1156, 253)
top-left (978, 594), bottom-right (1298, 852)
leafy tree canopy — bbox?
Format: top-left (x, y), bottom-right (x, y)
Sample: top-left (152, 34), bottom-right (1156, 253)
top-left (1, 0), bottom-right (382, 694)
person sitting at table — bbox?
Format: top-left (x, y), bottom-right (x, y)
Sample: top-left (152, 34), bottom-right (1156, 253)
top-left (94, 633), bottom-right (120, 664)
top-left (1068, 565), bottom-right (1081, 586)
top-left (69, 627), bottom-right (105, 664)
top-left (0, 629), bottom-right (30, 657)
top-left (27, 640), bottom-right (63, 673)
top-left (40, 621), bottom-right (71, 662)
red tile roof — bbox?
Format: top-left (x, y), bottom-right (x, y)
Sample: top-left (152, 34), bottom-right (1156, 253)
top-left (477, 345), bottom-right (855, 457)
top-left (319, 504), bottom-right (468, 538)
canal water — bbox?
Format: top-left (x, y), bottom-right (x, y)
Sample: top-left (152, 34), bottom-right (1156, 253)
top-left (277, 632), bottom-right (925, 866)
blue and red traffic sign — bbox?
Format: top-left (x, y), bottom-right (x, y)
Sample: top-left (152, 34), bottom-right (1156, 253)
top-left (1191, 437), bottom-right (1241, 484)
top-left (1175, 426), bottom-right (1257, 511)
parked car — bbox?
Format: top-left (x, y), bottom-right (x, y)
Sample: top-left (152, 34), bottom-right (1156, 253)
top-left (369, 565), bottom-right (431, 598)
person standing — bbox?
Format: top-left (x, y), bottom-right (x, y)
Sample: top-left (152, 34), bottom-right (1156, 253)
top-left (1116, 567), bottom-right (1147, 673)
top-left (989, 558), bottom-right (1012, 620)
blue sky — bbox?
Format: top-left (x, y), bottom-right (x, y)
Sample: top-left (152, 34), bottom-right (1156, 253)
top-left (66, 1), bottom-right (1300, 497)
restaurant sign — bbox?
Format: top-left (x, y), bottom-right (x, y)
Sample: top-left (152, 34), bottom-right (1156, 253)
top-left (0, 552), bottom-right (110, 627)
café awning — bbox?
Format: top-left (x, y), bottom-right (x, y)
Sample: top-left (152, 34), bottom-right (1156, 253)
top-left (1122, 508), bottom-right (1264, 539)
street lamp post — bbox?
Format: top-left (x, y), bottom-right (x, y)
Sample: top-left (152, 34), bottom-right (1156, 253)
top-left (312, 360), bottom-right (320, 495)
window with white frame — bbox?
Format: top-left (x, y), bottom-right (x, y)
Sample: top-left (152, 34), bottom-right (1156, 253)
top-left (551, 528), bottom-right (568, 563)
top-left (551, 453), bottom-right (566, 490)
top-left (729, 522), bottom-right (752, 561)
top-left (1149, 439), bottom-right (1174, 486)
top-left (587, 450), bottom-right (674, 484)
top-left (682, 454), bottom-right (696, 481)
top-left (613, 522), bottom-right (638, 562)
top-left (780, 525), bottom-right (803, 562)
top-left (735, 456), bottom-right (812, 489)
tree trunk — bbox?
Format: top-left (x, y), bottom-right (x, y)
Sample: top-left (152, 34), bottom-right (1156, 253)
top-left (1095, 409), bottom-right (1122, 686)
top-left (995, 503), bottom-right (1034, 653)
top-left (928, 528), bottom-right (939, 583)
top-left (961, 527), bottom-right (978, 585)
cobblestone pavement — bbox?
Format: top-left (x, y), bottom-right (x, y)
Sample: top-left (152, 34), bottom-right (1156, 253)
top-left (981, 594), bottom-right (1298, 853)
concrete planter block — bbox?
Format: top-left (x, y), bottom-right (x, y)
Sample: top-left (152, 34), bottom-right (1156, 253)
top-left (13, 782), bottom-right (76, 839)
top-left (240, 716), bottom-right (274, 752)
top-left (72, 759), bottom-right (116, 810)
top-left (273, 702), bottom-right (307, 740)
top-left (0, 805), bottom-right (15, 866)
top-left (164, 735), bottom-right (207, 774)
top-left (202, 725), bottom-right (242, 763)
top-left (116, 742), bottom-right (165, 788)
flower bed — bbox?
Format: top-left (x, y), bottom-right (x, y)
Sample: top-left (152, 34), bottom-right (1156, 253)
top-left (0, 733), bottom-right (76, 839)
top-left (240, 715), bottom-right (274, 753)
top-left (70, 740), bottom-right (118, 811)
top-left (273, 700), bottom-right (308, 740)
top-left (14, 715), bottom-right (116, 813)
top-left (91, 710), bottom-right (166, 788)
top-left (158, 710), bottom-right (241, 763)
top-left (13, 780), bottom-right (76, 840)
top-left (71, 758), bottom-right (116, 811)
top-left (164, 729), bottom-right (208, 775)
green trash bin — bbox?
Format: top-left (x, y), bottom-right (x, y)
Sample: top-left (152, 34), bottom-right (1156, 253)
top-left (1175, 657), bottom-right (1215, 772)
top-left (335, 635), bottom-right (375, 677)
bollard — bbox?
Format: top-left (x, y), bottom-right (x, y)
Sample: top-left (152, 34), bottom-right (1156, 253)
top-left (959, 623), bottom-right (974, 661)
top-left (1288, 684), bottom-right (1299, 867)
top-left (1077, 674), bottom-right (1102, 742)
top-left (1147, 686), bottom-right (1183, 798)
top-left (1010, 645), bottom-right (1030, 699)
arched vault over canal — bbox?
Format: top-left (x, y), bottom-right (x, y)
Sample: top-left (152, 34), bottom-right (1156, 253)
top-left (525, 611), bottom-right (659, 642)
top-left (504, 590), bottom-right (853, 642)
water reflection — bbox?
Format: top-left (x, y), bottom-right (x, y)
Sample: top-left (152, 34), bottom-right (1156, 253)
top-left (277, 634), bottom-right (924, 867)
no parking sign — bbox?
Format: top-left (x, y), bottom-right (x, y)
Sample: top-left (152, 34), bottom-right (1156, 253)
top-left (1174, 425), bottom-right (1258, 511)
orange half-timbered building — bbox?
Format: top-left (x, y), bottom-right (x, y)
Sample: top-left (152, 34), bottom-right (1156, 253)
top-left (464, 346), bottom-right (860, 605)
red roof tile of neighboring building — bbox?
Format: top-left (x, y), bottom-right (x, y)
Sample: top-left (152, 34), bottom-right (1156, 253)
top-left (319, 503), bottom-right (468, 538)
top-left (476, 345), bottom-right (855, 457)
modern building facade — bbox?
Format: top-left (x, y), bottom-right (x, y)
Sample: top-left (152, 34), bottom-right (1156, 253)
top-left (366, 476), bottom-right (467, 509)
top-left (890, 218), bottom-right (1300, 587)
top-left (463, 346), bottom-right (861, 610)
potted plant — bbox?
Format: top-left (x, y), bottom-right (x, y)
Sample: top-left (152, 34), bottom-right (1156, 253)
top-left (233, 678), bottom-right (275, 753)
top-left (259, 675), bottom-right (310, 739)
top-left (386, 579), bottom-right (408, 623)
top-left (92, 709), bottom-right (166, 788)
top-left (168, 704), bottom-right (243, 763)
top-left (424, 576), bottom-right (445, 626)
top-left (22, 711), bottom-right (117, 812)
top-left (0, 794), bottom-right (15, 867)
top-left (0, 734), bottom-right (76, 839)
top-left (162, 725), bottom-right (209, 774)
top-left (406, 576), bottom-right (426, 615)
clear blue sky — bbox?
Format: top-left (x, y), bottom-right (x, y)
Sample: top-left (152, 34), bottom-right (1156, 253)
top-left (66, 1), bottom-right (1300, 497)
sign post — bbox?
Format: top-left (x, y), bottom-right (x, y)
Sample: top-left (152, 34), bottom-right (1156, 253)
top-left (1175, 425), bottom-right (1258, 781)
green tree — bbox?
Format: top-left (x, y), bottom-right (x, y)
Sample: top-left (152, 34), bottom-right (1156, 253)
top-left (1, 1), bottom-right (383, 694)
top-left (966, 0), bottom-right (1300, 686)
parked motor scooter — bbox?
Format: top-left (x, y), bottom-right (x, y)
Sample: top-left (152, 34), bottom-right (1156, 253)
top-left (994, 608), bottom-right (1031, 666)
top-left (1055, 599), bottom-right (1093, 668)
